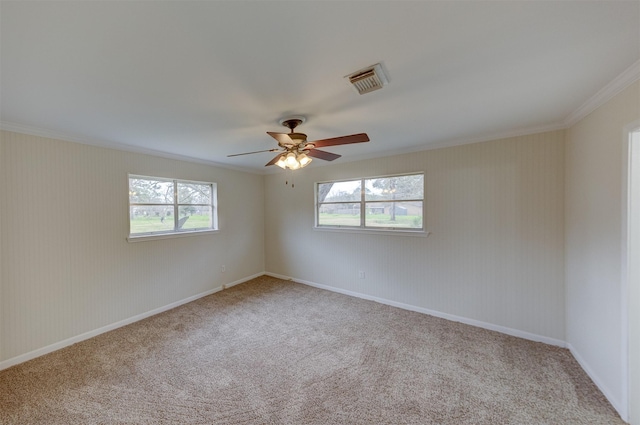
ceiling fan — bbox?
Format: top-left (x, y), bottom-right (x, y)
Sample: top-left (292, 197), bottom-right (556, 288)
top-left (227, 116), bottom-right (370, 169)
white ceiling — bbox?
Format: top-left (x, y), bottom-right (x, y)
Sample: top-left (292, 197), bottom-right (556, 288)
top-left (1, 1), bottom-right (639, 172)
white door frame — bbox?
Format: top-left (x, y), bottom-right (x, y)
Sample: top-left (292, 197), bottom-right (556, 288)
top-left (623, 123), bottom-right (640, 424)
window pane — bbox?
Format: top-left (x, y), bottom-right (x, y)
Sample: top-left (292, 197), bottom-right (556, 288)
top-left (365, 174), bottom-right (423, 201)
top-left (178, 206), bottom-right (212, 230)
top-left (178, 182), bottom-right (212, 204)
top-left (365, 201), bottom-right (423, 229)
top-left (129, 178), bottom-right (174, 204)
top-left (128, 176), bottom-right (217, 237)
top-left (130, 206), bottom-right (174, 234)
top-left (318, 180), bottom-right (361, 203)
top-left (318, 203), bottom-right (360, 226)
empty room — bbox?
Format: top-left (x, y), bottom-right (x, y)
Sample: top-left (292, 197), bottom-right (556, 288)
top-left (1, 1), bottom-right (639, 424)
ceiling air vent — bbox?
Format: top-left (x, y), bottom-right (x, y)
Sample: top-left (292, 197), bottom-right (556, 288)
top-left (346, 63), bottom-right (389, 95)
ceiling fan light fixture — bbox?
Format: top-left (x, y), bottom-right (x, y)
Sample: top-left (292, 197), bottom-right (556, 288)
top-left (284, 152), bottom-right (298, 168)
top-left (275, 156), bottom-right (287, 169)
top-left (298, 153), bottom-right (312, 168)
top-left (275, 151), bottom-right (312, 170)
top-left (285, 152), bottom-right (299, 169)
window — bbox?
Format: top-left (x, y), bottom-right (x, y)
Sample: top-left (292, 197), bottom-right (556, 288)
top-left (128, 175), bottom-right (217, 238)
top-left (316, 173), bottom-right (424, 231)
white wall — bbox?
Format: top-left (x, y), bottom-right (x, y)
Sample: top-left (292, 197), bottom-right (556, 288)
top-left (565, 80), bottom-right (640, 419)
top-left (0, 130), bottom-right (265, 365)
top-left (265, 131), bottom-right (566, 343)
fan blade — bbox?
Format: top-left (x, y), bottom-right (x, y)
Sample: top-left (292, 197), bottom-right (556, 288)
top-left (227, 148), bottom-right (280, 157)
top-left (265, 153), bottom-right (285, 167)
top-left (267, 132), bottom-right (293, 145)
top-left (308, 133), bottom-right (369, 148)
top-left (307, 149), bottom-right (341, 161)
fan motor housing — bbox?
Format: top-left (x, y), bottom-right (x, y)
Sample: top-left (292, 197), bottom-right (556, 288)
top-left (279, 132), bottom-right (307, 147)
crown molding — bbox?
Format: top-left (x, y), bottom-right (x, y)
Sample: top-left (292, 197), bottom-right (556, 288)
top-left (316, 121), bottom-right (568, 169)
top-left (408, 122), bottom-right (568, 153)
top-left (0, 121), bottom-right (262, 175)
top-left (564, 59), bottom-right (640, 128)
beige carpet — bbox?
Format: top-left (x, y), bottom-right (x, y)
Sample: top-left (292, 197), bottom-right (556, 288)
top-left (0, 276), bottom-right (624, 424)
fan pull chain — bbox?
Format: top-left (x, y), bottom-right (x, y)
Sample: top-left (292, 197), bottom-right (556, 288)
top-left (284, 170), bottom-right (295, 188)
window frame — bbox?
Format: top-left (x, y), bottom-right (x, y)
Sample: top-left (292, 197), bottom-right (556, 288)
top-left (128, 174), bottom-right (218, 241)
top-left (314, 172), bottom-right (425, 234)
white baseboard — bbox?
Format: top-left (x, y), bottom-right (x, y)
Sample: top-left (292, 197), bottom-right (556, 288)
top-left (265, 272), bottom-right (566, 348)
top-left (567, 343), bottom-right (627, 422)
top-left (0, 273), bottom-right (261, 371)
top-left (224, 272), bottom-right (263, 289)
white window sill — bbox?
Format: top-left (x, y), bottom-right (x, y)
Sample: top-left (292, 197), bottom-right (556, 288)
top-left (127, 229), bottom-right (219, 243)
top-left (313, 226), bottom-right (431, 237)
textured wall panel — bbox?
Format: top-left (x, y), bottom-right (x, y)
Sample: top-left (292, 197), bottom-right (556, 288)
top-left (0, 130), bottom-right (264, 362)
top-left (265, 131), bottom-right (566, 341)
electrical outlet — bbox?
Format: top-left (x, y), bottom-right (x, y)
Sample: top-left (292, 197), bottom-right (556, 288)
top-left (221, 265), bottom-right (226, 273)
top-left (358, 271), bottom-right (365, 279)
